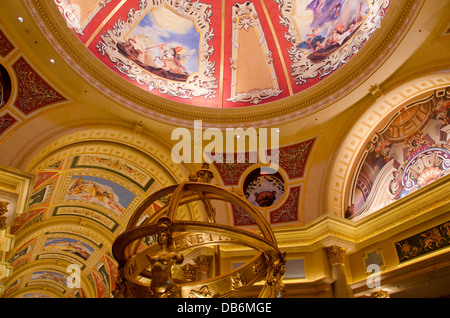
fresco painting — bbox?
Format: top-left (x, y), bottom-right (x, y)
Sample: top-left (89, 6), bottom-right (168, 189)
top-left (64, 175), bottom-right (135, 214)
top-left (23, 293), bottom-right (52, 298)
top-left (55, 0), bottom-right (392, 107)
top-left (122, 6), bottom-right (200, 82)
top-left (294, 0), bottom-right (369, 61)
top-left (71, 155), bottom-right (155, 191)
top-left (43, 237), bottom-right (94, 261)
top-left (30, 270), bottom-right (67, 286)
top-left (348, 91), bottom-right (450, 219)
top-left (95, 0), bottom-right (218, 101)
top-left (278, 0), bottom-right (390, 87)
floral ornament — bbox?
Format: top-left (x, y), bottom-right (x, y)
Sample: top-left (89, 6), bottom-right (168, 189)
top-left (405, 131), bottom-right (428, 158)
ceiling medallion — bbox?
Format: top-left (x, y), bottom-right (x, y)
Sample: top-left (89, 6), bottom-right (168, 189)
top-left (243, 167), bottom-right (285, 208)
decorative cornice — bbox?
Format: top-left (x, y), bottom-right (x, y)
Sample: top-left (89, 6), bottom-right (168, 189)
top-left (275, 174), bottom-right (450, 252)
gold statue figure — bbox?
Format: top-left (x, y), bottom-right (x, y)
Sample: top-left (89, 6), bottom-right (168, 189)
top-left (259, 252), bottom-right (287, 298)
top-left (146, 218), bottom-right (184, 298)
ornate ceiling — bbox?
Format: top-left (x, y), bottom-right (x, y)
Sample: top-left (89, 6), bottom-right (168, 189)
top-left (52, 0), bottom-right (391, 109)
top-left (0, 0), bottom-right (449, 299)
top-left (20, 0), bottom-right (422, 127)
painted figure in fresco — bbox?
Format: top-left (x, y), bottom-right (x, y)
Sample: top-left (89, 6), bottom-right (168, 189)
top-left (301, 0), bottom-right (366, 62)
top-left (307, 0), bottom-right (346, 29)
top-left (66, 177), bottom-right (125, 214)
top-left (154, 43), bottom-right (189, 75)
top-left (146, 219), bottom-right (184, 298)
top-left (117, 35), bottom-right (143, 61)
top-left (117, 37), bottom-right (191, 82)
top-left (297, 27), bottom-right (325, 52)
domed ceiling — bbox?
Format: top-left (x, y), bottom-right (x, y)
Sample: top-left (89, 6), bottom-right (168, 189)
top-left (53, 0), bottom-right (391, 110)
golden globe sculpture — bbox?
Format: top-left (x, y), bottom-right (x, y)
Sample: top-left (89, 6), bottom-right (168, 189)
top-left (112, 164), bottom-right (286, 298)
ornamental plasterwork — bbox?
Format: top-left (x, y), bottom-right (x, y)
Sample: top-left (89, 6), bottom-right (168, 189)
top-left (327, 73), bottom-right (450, 217)
top-left (96, 0), bottom-right (217, 100)
top-left (54, 0), bottom-right (113, 36)
top-left (0, 28), bottom-right (14, 57)
top-left (227, 1), bottom-right (282, 104)
top-left (276, 0), bottom-right (391, 86)
top-left (0, 113), bottom-right (16, 136)
top-left (12, 57), bottom-right (66, 115)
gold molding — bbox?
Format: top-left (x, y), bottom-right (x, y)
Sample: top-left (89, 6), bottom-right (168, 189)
top-left (275, 174), bottom-right (450, 253)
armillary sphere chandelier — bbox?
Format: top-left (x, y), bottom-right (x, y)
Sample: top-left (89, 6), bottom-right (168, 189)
top-left (112, 163), bottom-right (286, 298)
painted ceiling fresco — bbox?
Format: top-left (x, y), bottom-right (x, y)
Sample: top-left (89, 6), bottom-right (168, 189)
top-left (2, 155), bottom-right (165, 298)
top-left (1, 136), bottom-right (318, 297)
top-left (212, 137), bottom-right (317, 226)
top-left (347, 88), bottom-right (450, 220)
top-left (55, 0), bottom-right (391, 108)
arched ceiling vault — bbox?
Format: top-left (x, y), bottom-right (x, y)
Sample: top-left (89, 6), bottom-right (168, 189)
top-left (1, 125), bottom-right (200, 298)
top-left (327, 72), bottom-right (450, 218)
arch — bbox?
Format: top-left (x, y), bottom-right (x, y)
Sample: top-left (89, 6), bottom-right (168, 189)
top-left (326, 71), bottom-right (450, 218)
top-left (2, 125), bottom-right (197, 297)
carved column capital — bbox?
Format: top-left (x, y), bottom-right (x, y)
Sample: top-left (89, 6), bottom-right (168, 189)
top-left (194, 254), bottom-right (212, 273)
top-left (325, 244), bottom-right (346, 265)
top-left (181, 263), bottom-right (197, 281)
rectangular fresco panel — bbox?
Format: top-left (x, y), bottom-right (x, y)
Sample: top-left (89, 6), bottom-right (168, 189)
top-left (53, 205), bottom-right (119, 232)
top-left (31, 270), bottom-right (67, 286)
top-left (64, 175), bottom-right (135, 214)
top-left (43, 237), bottom-right (94, 261)
top-left (70, 155), bottom-right (154, 191)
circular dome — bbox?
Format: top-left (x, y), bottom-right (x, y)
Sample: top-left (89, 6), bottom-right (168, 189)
top-left (29, 0), bottom-right (397, 126)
